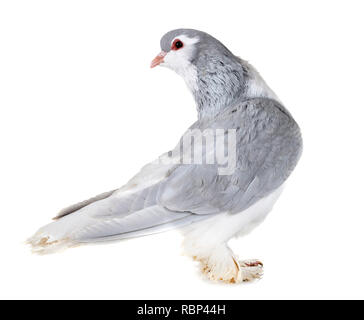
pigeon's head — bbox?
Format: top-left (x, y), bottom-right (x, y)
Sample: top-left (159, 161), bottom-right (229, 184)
top-left (151, 29), bottom-right (276, 119)
top-left (151, 29), bottom-right (234, 90)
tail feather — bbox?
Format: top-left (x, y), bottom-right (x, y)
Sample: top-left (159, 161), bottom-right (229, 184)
top-left (28, 187), bottom-right (205, 254)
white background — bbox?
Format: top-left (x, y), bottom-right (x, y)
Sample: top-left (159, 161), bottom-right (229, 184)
top-left (0, 0), bottom-right (363, 300)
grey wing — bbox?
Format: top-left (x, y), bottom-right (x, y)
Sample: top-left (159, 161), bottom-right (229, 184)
top-left (34, 98), bottom-right (301, 248)
top-left (157, 98), bottom-right (302, 215)
top-left (36, 99), bottom-right (302, 246)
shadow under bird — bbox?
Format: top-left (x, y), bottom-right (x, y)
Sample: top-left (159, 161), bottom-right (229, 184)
top-left (29, 29), bottom-right (302, 283)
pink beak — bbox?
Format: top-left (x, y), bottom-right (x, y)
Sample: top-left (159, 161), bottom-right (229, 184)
top-left (150, 51), bottom-right (167, 68)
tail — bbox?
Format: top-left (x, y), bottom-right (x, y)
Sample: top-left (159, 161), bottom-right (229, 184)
top-left (28, 185), bottom-right (204, 254)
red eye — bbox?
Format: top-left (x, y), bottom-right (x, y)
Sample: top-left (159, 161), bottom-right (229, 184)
top-left (171, 39), bottom-right (184, 50)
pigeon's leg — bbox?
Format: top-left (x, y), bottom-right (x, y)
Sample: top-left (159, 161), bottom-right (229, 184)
top-left (199, 247), bottom-right (263, 283)
top-left (181, 214), bottom-right (264, 283)
top-left (184, 239), bottom-right (263, 283)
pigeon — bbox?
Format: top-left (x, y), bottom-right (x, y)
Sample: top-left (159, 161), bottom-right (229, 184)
top-left (28, 29), bottom-right (302, 283)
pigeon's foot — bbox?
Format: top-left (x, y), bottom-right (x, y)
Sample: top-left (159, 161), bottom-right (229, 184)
top-left (238, 259), bottom-right (264, 282)
top-left (185, 242), bottom-right (263, 284)
top-left (199, 257), bottom-right (263, 284)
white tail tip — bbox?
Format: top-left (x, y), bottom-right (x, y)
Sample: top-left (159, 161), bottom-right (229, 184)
top-left (27, 233), bottom-right (76, 255)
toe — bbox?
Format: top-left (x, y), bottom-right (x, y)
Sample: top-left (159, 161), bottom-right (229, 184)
top-left (240, 259), bottom-right (263, 268)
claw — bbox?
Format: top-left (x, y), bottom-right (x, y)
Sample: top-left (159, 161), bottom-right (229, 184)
top-left (242, 260), bottom-right (263, 267)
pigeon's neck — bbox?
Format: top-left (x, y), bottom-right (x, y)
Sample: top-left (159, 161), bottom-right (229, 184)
top-left (189, 59), bottom-right (278, 120)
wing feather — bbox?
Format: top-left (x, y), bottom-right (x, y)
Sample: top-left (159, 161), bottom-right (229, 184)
top-left (54, 189), bottom-right (117, 219)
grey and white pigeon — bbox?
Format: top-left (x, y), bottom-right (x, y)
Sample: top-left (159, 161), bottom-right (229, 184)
top-left (28, 29), bottom-right (302, 283)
